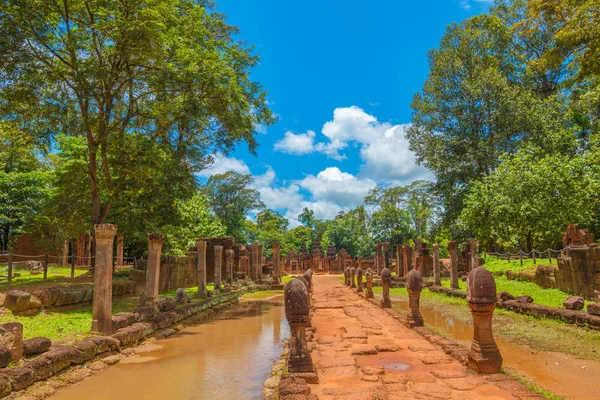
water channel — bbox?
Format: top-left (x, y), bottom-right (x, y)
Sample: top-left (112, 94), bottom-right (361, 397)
top-left (389, 296), bottom-right (600, 400)
top-left (49, 297), bottom-right (288, 400)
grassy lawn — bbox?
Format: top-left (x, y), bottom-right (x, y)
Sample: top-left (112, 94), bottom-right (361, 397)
top-left (0, 296), bottom-right (139, 341)
top-left (482, 255), bottom-right (545, 274)
top-left (0, 266), bottom-right (89, 291)
top-left (241, 290), bottom-right (283, 300)
top-left (160, 285), bottom-right (215, 297)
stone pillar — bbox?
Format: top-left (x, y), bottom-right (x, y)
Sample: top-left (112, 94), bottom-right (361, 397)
top-left (405, 269), bottom-right (424, 328)
top-left (225, 249), bottom-right (234, 285)
top-left (467, 267), bottom-right (502, 374)
top-left (396, 244), bottom-right (403, 277)
top-left (365, 268), bottom-right (374, 299)
top-left (284, 279), bottom-right (313, 373)
top-left (0, 322), bottom-right (23, 362)
top-left (403, 243), bottom-right (412, 275)
top-left (214, 245), bottom-right (223, 293)
top-left (116, 235), bottom-right (124, 266)
top-left (91, 224), bottom-right (118, 334)
top-left (196, 239), bottom-right (207, 297)
top-left (272, 242), bottom-right (281, 284)
top-left (449, 241), bottom-right (459, 289)
top-left (241, 255), bottom-right (249, 278)
top-left (62, 240), bottom-right (69, 266)
top-left (356, 267), bottom-right (363, 293)
top-left (145, 233), bottom-right (164, 308)
top-left (258, 245), bottom-right (263, 280)
top-left (344, 267), bottom-right (350, 286)
top-left (381, 267), bottom-right (391, 308)
top-left (432, 244), bottom-right (441, 286)
top-left (251, 242), bottom-right (260, 281)
top-left (470, 239), bottom-right (480, 271)
top-left (350, 267), bottom-right (356, 288)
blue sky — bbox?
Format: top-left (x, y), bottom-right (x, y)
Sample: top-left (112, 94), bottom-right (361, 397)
top-left (198, 0), bottom-right (493, 225)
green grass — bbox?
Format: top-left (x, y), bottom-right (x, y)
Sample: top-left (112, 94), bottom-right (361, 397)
top-left (0, 296), bottom-right (139, 341)
top-left (160, 285), bottom-right (214, 297)
top-left (241, 290), bottom-right (283, 300)
top-left (482, 255), bottom-right (551, 274)
top-left (0, 266), bottom-right (88, 290)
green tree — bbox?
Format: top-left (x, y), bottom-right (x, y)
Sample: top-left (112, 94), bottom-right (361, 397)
top-left (0, 0), bottom-right (274, 228)
top-left (203, 171), bottom-right (264, 241)
top-left (298, 208), bottom-right (316, 229)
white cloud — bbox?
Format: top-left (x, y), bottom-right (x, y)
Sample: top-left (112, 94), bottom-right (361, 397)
top-left (196, 155), bottom-right (250, 177)
top-left (274, 106), bottom-right (433, 184)
top-left (274, 130), bottom-right (316, 155)
top-left (296, 167), bottom-right (376, 208)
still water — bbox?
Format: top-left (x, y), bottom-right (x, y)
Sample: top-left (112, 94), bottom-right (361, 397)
top-left (49, 298), bottom-right (288, 400)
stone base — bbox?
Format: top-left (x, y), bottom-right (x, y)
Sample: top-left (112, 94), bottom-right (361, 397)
top-left (403, 317), bottom-right (424, 329)
top-left (380, 298), bottom-right (391, 309)
top-left (468, 351), bottom-right (503, 374)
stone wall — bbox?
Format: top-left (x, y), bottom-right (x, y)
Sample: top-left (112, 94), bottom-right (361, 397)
top-left (158, 255), bottom-right (197, 292)
top-left (555, 245), bottom-right (600, 298)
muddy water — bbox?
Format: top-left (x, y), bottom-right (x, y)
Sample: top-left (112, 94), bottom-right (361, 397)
top-left (49, 298), bottom-right (288, 400)
top-left (390, 297), bottom-right (600, 400)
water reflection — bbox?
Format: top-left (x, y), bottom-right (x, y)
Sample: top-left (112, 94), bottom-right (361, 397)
top-left (49, 297), bottom-right (288, 400)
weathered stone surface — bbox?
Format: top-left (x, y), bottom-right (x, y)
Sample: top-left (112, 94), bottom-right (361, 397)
top-left (0, 346), bottom-right (10, 368)
top-left (71, 341), bottom-right (96, 363)
top-left (157, 297), bottom-right (176, 312)
top-left (563, 296), bottom-right (585, 310)
top-left (515, 295), bottom-right (534, 304)
top-left (24, 355), bottom-right (54, 381)
top-left (0, 374), bottom-right (10, 398)
top-left (588, 303), bottom-right (600, 316)
top-left (23, 337), bottom-right (51, 357)
top-left (278, 376), bottom-right (311, 397)
top-left (3, 291), bottom-right (42, 315)
top-left (44, 347), bottom-right (79, 374)
top-left (82, 336), bottom-right (119, 354)
top-left (497, 291), bottom-right (515, 302)
top-left (175, 288), bottom-right (186, 305)
top-left (4, 367), bottom-right (34, 391)
top-left (0, 323), bottom-right (23, 362)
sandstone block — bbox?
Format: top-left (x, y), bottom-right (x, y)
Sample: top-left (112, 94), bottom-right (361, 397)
top-left (0, 323), bottom-right (23, 362)
top-left (157, 297), bottom-right (176, 312)
top-left (23, 337), bottom-right (51, 357)
top-left (563, 296), bottom-right (585, 310)
top-left (588, 303), bottom-right (600, 316)
top-left (4, 291), bottom-right (42, 315)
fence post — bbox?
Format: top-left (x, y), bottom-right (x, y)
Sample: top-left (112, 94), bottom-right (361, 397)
top-left (71, 252), bottom-right (75, 278)
top-left (533, 251), bottom-right (536, 265)
top-left (519, 250), bottom-right (523, 267)
top-left (548, 249), bottom-right (551, 264)
top-left (43, 254), bottom-right (48, 280)
top-left (7, 253), bottom-right (13, 286)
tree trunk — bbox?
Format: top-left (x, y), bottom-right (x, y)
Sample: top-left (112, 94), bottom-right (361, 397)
top-left (526, 232), bottom-right (533, 254)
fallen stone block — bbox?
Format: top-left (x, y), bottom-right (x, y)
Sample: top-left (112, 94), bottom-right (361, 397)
top-left (3, 291), bottom-right (42, 315)
top-left (563, 296), bottom-right (585, 310)
top-left (588, 303), bottom-right (600, 316)
top-left (0, 323), bottom-right (23, 362)
top-left (4, 367), bottom-right (34, 391)
top-left (23, 337), bottom-right (51, 357)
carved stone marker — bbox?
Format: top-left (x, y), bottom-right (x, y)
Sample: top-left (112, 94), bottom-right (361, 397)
top-left (467, 267), bottom-right (502, 374)
top-left (365, 268), bottom-right (374, 299)
top-left (470, 240), bottom-right (480, 271)
top-left (380, 267), bottom-right (392, 308)
top-left (356, 267), bottom-right (363, 293)
top-left (405, 269), bottom-right (424, 328)
top-left (196, 239), bottom-right (207, 297)
top-left (214, 245), bottom-right (223, 294)
top-left (432, 244), bottom-right (441, 286)
top-left (92, 224), bottom-right (118, 334)
top-left (449, 241), bottom-right (459, 289)
top-left (344, 267), bottom-right (351, 286)
top-left (303, 269), bottom-right (313, 294)
top-left (144, 233), bottom-right (164, 309)
top-left (284, 279), bottom-right (313, 373)
top-left (350, 267), bottom-right (356, 288)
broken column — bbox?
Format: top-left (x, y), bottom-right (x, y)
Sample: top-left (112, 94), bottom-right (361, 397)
top-left (365, 268), bottom-right (374, 299)
top-left (116, 235), bottom-right (124, 266)
top-left (62, 240), bottom-right (69, 266)
top-left (449, 241), bottom-right (459, 289)
top-left (356, 266), bottom-right (363, 293)
top-left (405, 269), bottom-right (424, 328)
top-left (225, 249), bottom-right (234, 285)
top-left (196, 239), bottom-right (207, 297)
top-left (350, 267), bottom-right (356, 288)
top-left (214, 245), bottom-right (223, 294)
top-left (467, 267), bottom-right (502, 374)
top-left (251, 242), bottom-right (260, 281)
top-left (273, 242), bottom-right (281, 284)
top-left (144, 233), bottom-right (164, 309)
top-left (284, 279), bottom-right (313, 373)
top-left (91, 224), bottom-right (118, 334)
top-left (470, 239), bottom-right (480, 271)
top-left (403, 243), bottom-right (412, 275)
top-left (257, 244), bottom-right (263, 280)
top-left (432, 243), bottom-right (441, 286)
top-left (381, 267), bottom-right (392, 308)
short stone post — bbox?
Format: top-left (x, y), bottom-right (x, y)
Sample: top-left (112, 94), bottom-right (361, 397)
top-left (144, 233), bottom-right (164, 309)
top-left (344, 267), bottom-right (351, 286)
top-left (284, 279), bottom-right (313, 373)
top-left (405, 269), bottom-right (424, 327)
top-left (225, 249), bottom-right (234, 285)
top-left (91, 224), bottom-right (118, 334)
top-left (303, 270), bottom-right (313, 294)
top-left (116, 235), bottom-right (124, 266)
top-left (356, 267), bottom-right (363, 293)
top-left (350, 267), bottom-right (356, 288)
top-left (432, 244), bottom-right (441, 286)
top-left (251, 242), bottom-right (260, 281)
top-left (467, 267), bottom-right (502, 374)
top-left (403, 243), bottom-right (412, 275)
top-left (0, 322), bottom-right (23, 362)
top-left (470, 240), bottom-right (480, 271)
top-left (196, 239), bottom-right (207, 297)
top-left (381, 267), bottom-right (392, 308)
top-left (449, 241), bottom-right (459, 289)
top-left (272, 242), bottom-right (281, 284)
top-left (365, 268), bottom-right (374, 299)
top-left (62, 240), bottom-right (69, 266)
top-left (214, 245), bottom-right (223, 294)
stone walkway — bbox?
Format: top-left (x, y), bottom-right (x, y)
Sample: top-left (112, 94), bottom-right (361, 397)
top-left (307, 275), bottom-right (540, 400)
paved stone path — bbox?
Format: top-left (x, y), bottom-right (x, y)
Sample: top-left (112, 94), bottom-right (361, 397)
top-left (307, 275), bottom-right (540, 400)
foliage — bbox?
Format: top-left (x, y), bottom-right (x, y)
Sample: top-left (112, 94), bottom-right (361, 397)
top-left (203, 171), bottom-right (264, 242)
